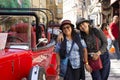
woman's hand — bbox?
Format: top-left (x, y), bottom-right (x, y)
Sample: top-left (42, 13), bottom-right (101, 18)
top-left (92, 51), bottom-right (101, 60)
top-left (57, 33), bottom-right (64, 42)
top-left (85, 63), bottom-right (92, 73)
top-left (56, 65), bottom-right (60, 75)
top-left (56, 54), bottom-right (60, 75)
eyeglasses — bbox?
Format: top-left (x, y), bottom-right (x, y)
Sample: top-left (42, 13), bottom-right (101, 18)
top-left (62, 26), bottom-right (71, 30)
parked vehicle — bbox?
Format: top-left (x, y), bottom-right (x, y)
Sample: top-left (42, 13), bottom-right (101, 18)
top-left (0, 9), bottom-right (58, 80)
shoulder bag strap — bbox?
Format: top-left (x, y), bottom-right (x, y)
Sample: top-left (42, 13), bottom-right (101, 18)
top-left (67, 41), bottom-right (74, 56)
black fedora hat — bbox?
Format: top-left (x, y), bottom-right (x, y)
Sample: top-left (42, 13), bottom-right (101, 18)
top-left (76, 18), bottom-right (90, 29)
top-left (60, 20), bottom-right (74, 30)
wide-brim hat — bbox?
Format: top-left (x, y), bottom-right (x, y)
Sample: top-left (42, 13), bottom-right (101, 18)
top-left (60, 20), bottom-right (74, 30)
top-left (76, 18), bottom-right (90, 29)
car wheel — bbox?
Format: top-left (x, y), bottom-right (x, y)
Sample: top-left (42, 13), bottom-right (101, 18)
top-left (28, 65), bottom-right (46, 80)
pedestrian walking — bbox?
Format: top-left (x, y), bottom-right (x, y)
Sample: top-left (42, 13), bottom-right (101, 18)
top-left (55, 20), bottom-right (91, 80)
top-left (101, 23), bottom-right (113, 51)
top-left (109, 15), bottom-right (120, 59)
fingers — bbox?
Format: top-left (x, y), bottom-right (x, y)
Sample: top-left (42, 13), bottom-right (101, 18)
top-left (57, 33), bottom-right (64, 42)
top-left (57, 36), bottom-right (62, 42)
top-left (56, 65), bottom-right (60, 75)
top-left (85, 64), bottom-right (92, 73)
top-left (92, 53), bottom-right (99, 60)
top-left (88, 65), bottom-right (92, 73)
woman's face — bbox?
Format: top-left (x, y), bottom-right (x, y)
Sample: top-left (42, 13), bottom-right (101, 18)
top-left (79, 22), bottom-right (89, 33)
top-left (62, 24), bottom-right (72, 36)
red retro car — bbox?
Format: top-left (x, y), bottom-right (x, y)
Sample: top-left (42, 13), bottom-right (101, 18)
top-left (0, 10), bottom-right (58, 80)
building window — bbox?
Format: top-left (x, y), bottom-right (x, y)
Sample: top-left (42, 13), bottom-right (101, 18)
top-left (57, 8), bottom-right (62, 14)
top-left (50, 0), bottom-right (53, 4)
top-left (58, 0), bottom-right (62, 3)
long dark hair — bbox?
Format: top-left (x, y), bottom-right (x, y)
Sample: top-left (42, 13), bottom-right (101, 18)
top-left (80, 25), bottom-right (93, 38)
top-left (60, 25), bottom-right (77, 59)
top-left (101, 23), bottom-right (108, 31)
top-left (62, 24), bottom-right (77, 39)
top-left (80, 27), bottom-right (99, 52)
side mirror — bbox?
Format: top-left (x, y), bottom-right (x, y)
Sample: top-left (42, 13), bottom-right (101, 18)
top-left (36, 38), bottom-right (48, 47)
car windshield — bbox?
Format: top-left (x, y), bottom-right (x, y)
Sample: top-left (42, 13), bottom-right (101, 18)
top-left (0, 16), bottom-right (32, 50)
top-left (0, 9), bottom-right (57, 50)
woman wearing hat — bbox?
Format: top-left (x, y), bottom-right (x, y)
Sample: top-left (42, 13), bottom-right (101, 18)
top-left (57, 18), bottom-right (110, 80)
top-left (55, 20), bottom-right (90, 80)
top-left (76, 18), bottom-right (110, 80)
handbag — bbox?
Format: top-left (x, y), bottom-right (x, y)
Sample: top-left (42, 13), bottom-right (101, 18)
top-left (59, 57), bottom-right (68, 77)
top-left (109, 45), bottom-right (115, 54)
top-left (88, 36), bottom-right (103, 71)
top-left (88, 56), bottom-right (103, 71)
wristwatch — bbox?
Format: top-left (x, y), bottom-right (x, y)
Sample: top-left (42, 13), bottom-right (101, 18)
top-left (84, 61), bottom-right (89, 65)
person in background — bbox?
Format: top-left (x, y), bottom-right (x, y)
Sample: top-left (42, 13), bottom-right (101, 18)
top-left (31, 20), bottom-right (36, 26)
top-left (57, 18), bottom-right (110, 80)
top-left (109, 15), bottom-right (120, 59)
top-left (101, 23), bottom-right (112, 51)
top-left (97, 24), bottom-right (101, 28)
top-left (55, 20), bottom-right (91, 80)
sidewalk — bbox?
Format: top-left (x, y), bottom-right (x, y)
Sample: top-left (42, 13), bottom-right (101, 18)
top-left (86, 53), bottom-right (120, 80)
top-left (86, 59), bottom-right (120, 80)
top-left (59, 53), bottom-right (120, 80)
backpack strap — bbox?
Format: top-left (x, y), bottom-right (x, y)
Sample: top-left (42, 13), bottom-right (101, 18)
top-left (66, 40), bottom-right (74, 56)
top-left (74, 33), bottom-right (85, 79)
top-left (59, 36), bottom-right (74, 59)
top-left (59, 36), bottom-right (67, 59)
top-left (73, 33), bottom-right (84, 61)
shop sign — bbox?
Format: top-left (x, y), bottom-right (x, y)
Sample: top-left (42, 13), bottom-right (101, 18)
top-left (0, 33), bottom-right (8, 50)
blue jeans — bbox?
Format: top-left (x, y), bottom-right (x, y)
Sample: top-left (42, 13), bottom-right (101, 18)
top-left (113, 39), bottom-right (120, 59)
top-left (91, 52), bottom-right (110, 80)
top-left (107, 38), bottom-right (112, 50)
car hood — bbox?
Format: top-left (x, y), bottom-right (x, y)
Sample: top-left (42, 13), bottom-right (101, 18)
top-left (0, 49), bottom-right (31, 62)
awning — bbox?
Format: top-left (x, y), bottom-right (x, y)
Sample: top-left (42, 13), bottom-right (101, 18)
top-left (110, 0), bottom-right (118, 5)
